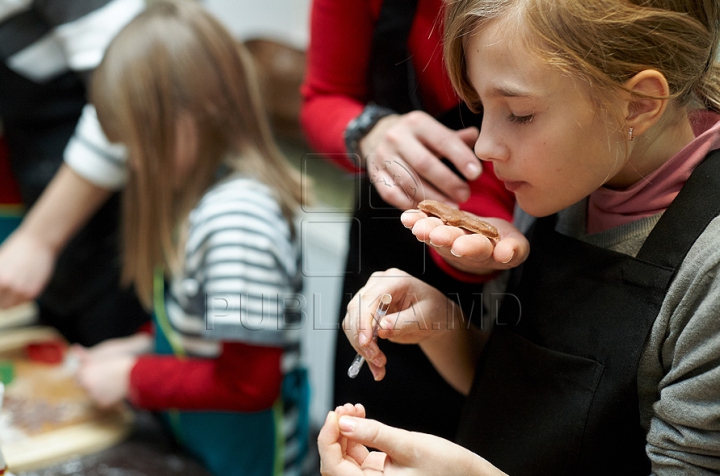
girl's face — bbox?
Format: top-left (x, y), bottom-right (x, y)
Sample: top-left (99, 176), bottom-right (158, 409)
top-left (466, 20), bottom-right (626, 217)
top-left (174, 113), bottom-right (198, 188)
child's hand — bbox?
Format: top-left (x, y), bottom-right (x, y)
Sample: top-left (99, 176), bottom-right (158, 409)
top-left (318, 406), bottom-right (506, 476)
top-left (71, 333), bottom-right (153, 364)
top-left (332, 403), bottom-right (368, 465)
top-left (343, 270), bottom-right (456, 381)
top-left (401, 209), bottom-right (529, 274)
top-left (76, 355), bottom-right (135, 408)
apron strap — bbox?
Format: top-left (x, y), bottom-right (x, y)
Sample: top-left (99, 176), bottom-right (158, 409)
top-left (636, 148), bottom-right (720, 272)
top-left (368, 0), bottom-right (421, 113)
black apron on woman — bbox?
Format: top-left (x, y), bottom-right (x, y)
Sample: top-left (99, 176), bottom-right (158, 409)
top-left (0, 36), bottom-right (149, 345)
top-left (457, 149), bottom-right (720, 474)
top-left (332, 0), bottom-right (486, 440)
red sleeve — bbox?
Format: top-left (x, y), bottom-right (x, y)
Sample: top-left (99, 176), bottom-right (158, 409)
top-left (128, 341), bottom-right (283, 412)
top-left (300, 0), bottom-right (376, 171)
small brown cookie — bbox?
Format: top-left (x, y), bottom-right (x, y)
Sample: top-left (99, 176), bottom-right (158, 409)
top-left (418, 199), bottom-right (499, 239)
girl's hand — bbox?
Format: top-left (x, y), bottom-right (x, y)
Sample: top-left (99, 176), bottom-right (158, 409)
top-left (342, 269), bottom-right (457, 381)
top-left (71, 333), bottom-right (153, 363)
top-left (332, 403), bottom-right (368, 466)
top-left (362, 111), bottom-right (481, 210)
top-left (76, 355), bottom-right (135, 408)
top-left (318, 408), bottom-right (507, 476)
top-left (401, 210), bottom-right (529, 274)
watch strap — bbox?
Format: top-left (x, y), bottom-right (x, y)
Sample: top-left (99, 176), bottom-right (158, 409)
top-left (344, 104), bottom-right (396, 163)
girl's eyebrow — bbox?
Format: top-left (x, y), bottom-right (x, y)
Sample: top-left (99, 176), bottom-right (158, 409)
top-left (487, 84), bottom-right (534, 98)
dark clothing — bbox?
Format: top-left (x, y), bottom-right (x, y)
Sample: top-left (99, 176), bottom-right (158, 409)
top-left (457, 149), bottom-right (720, 475)
top-left (0, 3), bottom-right (149, 345)
top-left (332, 0), bottom-right (491, 440)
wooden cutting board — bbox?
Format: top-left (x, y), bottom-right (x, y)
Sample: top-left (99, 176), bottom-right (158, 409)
top-left (0, 303), bottom-right (37, 331)
top-left (0, 326), bottom-right (134, 472)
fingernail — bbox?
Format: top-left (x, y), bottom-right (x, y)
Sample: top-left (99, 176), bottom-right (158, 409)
top-left (501, 251), bottom-right (516, 264)
top-left (466, 162), bottom-right (481, 180)
top-left (451, 249), bottom-right (463, 257)
top-left (358, 333), bottom-right (368, 346)
top-left (338, 416), bottom-right (356, 432)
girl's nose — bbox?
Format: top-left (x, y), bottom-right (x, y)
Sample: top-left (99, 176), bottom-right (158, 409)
top-left (474, 125), bottom-right (507, 163)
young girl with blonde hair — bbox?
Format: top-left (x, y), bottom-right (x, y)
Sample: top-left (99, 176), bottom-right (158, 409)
top-left (75, 2), bottom-right (309, 475)
top-left (319, 0), bottom-right (720, 474)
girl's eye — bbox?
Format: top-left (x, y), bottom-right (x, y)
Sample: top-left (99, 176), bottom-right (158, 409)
top-left (508, 113), bottom-right (534, 124)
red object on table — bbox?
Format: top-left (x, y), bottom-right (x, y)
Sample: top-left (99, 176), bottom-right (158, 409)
top-left (26, 339), bottom-right (67, 364)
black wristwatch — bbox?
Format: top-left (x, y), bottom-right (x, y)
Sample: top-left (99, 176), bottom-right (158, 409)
top-left (344, 104), bottom-right (396, 161)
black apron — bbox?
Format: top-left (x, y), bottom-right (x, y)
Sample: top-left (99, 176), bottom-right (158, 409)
top-left (457, 149), bottom-right (720, 474)
top-left (0, 15), bottom-right (149, 345)
top-left (332, 0), bottom-right (484, 440)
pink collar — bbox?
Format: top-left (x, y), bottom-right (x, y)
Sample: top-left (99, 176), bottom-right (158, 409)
top-left (587, 111), bottom-right (720, 234)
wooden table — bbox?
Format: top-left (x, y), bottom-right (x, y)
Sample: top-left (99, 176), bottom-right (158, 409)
top-left (0, 324), bottom-right (202, 475)
top-left (15, 410), bottom-right (213, 476)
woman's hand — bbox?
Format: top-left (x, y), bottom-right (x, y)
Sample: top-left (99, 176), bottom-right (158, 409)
top-left (361, 111), bottom-right (481, 210)
top-left (402, 209), bottom-right (530, 275)
top-left (0, 230), bottom-right (55, 309)
top-left (342, 269), bottom-right (459, 381)
top-left (318, 406), bottom-right (507, 476)
top-left (76, 354), bottom-right (135, 408)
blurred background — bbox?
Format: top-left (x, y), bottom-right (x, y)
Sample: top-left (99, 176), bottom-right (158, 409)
top-left (0, 0), bottom-right (355, 473)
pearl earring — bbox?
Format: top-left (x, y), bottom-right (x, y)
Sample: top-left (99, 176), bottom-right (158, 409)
top-left (628, 127), bottom-right (635, 141)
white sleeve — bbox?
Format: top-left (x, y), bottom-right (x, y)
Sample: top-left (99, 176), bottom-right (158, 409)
top-left (63, 104), bottom-right (127, 189)
top-left (53, 0), bottom-right (145, 72)
top-left (56, 0), bottom-right (144, 188)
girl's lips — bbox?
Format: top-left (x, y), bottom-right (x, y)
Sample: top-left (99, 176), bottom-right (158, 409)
top-left (502, 180), bottom-right (524, 192)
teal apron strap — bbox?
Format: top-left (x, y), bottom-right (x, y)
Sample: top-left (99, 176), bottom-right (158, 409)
top-left (152, 268), bottom-right (186, 441)
top-left (153, 268), bottom-right (186, 358)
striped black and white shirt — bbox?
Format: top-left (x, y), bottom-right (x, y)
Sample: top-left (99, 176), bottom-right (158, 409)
top-left (166, 174), bottom-right (307, 475)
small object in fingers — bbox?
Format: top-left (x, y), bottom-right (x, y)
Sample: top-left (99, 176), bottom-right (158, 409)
top-left (417, 199), bottom-right (499, 239)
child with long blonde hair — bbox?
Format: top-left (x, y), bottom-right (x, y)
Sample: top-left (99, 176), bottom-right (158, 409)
top-left (75, 2), bottom-right (309, 475)
top-left (319, 0), bottom-right (720, 474)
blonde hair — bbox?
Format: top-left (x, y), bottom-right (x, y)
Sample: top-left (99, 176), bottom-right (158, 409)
top-left (444, 0), bottom-right (720, 119)
top-left (92, 0), bottom-right (305, 308)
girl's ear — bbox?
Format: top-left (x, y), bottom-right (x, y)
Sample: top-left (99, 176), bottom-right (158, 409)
top-left (623, 70), bottom-right (670, 138)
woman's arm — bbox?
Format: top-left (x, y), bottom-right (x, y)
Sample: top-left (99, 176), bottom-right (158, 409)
top-left (300, 0), bottom-right (374, 167)
top-left (0, 165), bottom-right (111, 308)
